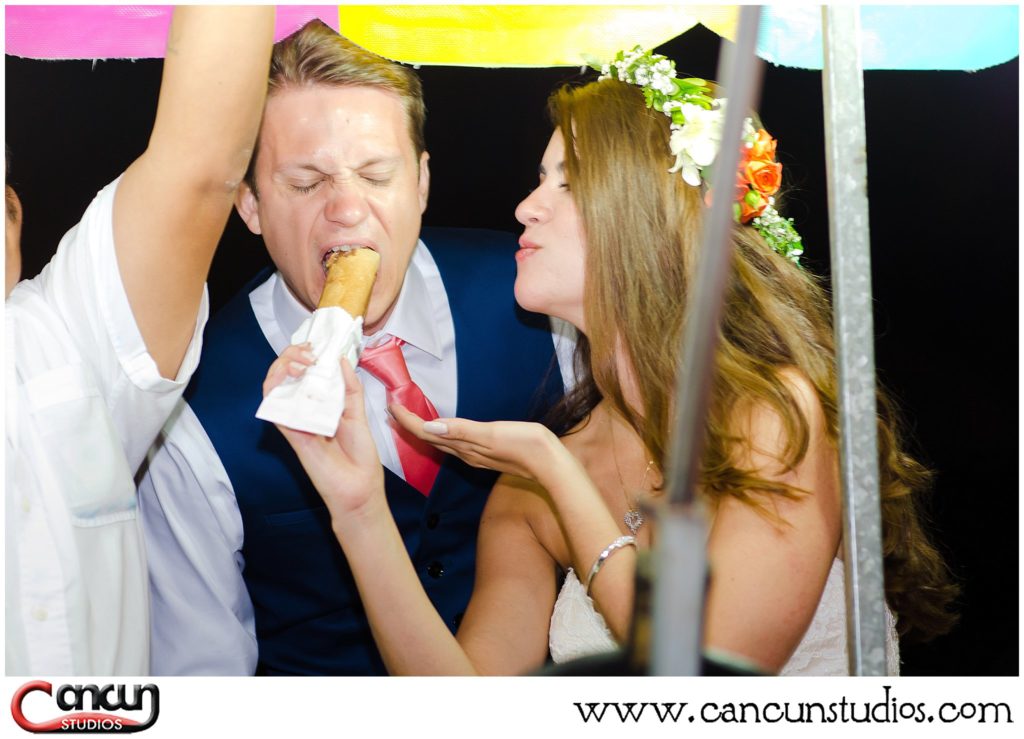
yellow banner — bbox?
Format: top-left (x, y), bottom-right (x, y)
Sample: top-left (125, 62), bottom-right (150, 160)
top-left (336, 5), bottom-right (739, 67)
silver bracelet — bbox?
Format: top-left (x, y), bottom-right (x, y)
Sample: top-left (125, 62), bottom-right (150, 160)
top-left (584, 535), bottom-right (637, 595)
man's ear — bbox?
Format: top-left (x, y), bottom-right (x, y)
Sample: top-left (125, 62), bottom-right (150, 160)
top-left (5, 185), bottom-right (23, 299)
top-left (235, 181), bottom-right (262, 235)
top-left (417, 151), bottom-right (430, 214)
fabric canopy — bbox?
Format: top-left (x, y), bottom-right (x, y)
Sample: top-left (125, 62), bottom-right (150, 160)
top-left (5, 4), bottom-right (1018, 71)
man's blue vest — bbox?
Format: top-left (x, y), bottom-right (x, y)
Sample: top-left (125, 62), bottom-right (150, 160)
top-left (185, 228), bottom-right (564, 675)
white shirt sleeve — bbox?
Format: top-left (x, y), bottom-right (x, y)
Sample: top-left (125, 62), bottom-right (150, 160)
top-left (22, 177), bottom-right (209, 470)
top-left (138, 401), bottom-right (258, 675)
top-left (6, 177), bottom-right (209, 676)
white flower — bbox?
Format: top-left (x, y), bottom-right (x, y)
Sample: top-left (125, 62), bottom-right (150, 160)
top-left (651, 73), bottom-right (676, 95)
top-left (666, 126), bottom-right (701, 185)
top-left (653, 59), bottom-right (674, 76)
top-left (668, 104), bottom-right (724, 171)
top-left (594, 49), bottom-right (743, 190)
top-left (668, 149), bottom-right (704, 187)
top-left (622, 48), bottom-right (643, 66)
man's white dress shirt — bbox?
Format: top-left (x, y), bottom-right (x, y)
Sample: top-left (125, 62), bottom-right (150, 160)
top-left (140, 240), bottom-right (577, 675)
top-left (141, 242), bottom-right (554, 674)
top-left (5, 179), bottom-right (208, 675)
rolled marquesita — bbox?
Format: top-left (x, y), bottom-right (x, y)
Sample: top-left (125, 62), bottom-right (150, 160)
top-left (319, 248), bottom-right (381, 317)
top-left (255, 247), bottom-right (381, 436)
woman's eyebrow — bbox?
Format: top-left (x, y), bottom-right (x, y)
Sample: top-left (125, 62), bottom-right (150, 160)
top-left (537, 161), bottom-right (565, 176)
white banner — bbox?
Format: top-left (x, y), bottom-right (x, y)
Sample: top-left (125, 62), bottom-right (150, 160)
top-left (4, 675), bottom-right (1022, 738)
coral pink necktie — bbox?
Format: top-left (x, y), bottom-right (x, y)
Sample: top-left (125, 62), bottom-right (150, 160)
top-left (359, 336), bottom-right (442, 496)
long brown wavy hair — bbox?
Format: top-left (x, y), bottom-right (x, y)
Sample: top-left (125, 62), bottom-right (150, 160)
top-left (545, 78), bottom-right (957, 642)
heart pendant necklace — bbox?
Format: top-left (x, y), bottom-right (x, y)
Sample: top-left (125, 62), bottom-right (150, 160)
top-left (608, 413), bottom-right (656, 537)
top-left (623, 507), bottom-right (646, 537)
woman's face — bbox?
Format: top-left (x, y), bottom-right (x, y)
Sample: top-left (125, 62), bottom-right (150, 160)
top-left (513, 129), bottom-right (587, 330)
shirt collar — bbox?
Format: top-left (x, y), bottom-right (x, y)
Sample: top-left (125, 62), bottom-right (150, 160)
top-left (272, 240), bottom-right (443, 361)
top-left (364, 241), bottom-right (443, 360)
top-left (271, 272), bottom-right (314, 345)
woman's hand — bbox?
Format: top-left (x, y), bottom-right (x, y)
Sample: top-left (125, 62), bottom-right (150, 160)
top-left (389, 405), bottom-right (564, 482)
top-left (264, 344), bottom-right (385, 521)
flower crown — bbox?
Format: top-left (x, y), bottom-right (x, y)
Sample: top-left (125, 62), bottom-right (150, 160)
top-left (594, 47), bottom-right (804, 265)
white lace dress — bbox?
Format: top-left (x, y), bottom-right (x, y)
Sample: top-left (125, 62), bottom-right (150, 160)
top-left (548, 558), bottom-right (900, 675)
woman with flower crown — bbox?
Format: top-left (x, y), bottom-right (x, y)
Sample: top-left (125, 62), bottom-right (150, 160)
top-left (264, 48), bottom-right (957, 675)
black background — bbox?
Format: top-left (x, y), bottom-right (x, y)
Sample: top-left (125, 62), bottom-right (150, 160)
top-left (5, 24), bottom-right (1018, 676)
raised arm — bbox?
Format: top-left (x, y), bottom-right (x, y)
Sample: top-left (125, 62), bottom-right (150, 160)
top-left (114, 6), bottom-right (274, 379)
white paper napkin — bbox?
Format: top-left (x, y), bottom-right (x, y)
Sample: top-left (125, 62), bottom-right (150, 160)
top-left (255, 306), bottom-right (362, 436)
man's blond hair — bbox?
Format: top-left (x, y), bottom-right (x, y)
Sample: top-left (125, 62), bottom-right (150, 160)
top-left (245, 20), bottom-right (426, 195)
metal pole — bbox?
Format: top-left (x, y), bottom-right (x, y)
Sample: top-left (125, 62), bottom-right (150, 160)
top-left (651, 5), bottom-right (763, 676)
top-left (821, 4), bottom-right (889, 676)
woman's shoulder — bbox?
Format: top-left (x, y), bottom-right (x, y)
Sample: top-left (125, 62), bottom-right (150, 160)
top-left (718, 364), bottom-right (840, 521)
top-left (727, 365), bottom-right (829, 448)
top-left (776, 366), bottom-right (828, 427)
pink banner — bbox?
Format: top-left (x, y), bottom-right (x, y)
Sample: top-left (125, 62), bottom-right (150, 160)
top-left (5, 5), bottom-right (339, 60)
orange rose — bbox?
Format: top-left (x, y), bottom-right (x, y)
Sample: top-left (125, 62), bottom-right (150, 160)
top-left (745, 159), bottom-right (782, 197)
top-left (750, 129), bottom-right (777, 161)
top-left (740, 189), bottom-right (767, 222)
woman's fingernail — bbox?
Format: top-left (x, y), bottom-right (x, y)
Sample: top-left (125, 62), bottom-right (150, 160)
top-left (289, 361), bottom-right (308, 373)
top-left (300, 350), bottom-right (317, 363)
top-left (423, 421), bottom-right (449, 435)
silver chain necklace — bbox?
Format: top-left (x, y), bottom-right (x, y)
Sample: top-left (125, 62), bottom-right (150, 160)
top-left (608, 414), bottom-right (655, 536)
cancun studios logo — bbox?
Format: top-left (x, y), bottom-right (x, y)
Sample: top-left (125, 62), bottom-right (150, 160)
top-left (11, 681), bottom-right (159, 734)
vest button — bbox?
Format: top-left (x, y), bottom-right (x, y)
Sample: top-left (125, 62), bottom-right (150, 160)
top-left (427, 561), bottom-right (444, 579)
top-left (426, 513), bottom-right (440, 529)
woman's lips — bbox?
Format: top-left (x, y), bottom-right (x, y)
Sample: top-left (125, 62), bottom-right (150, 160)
top-left (516, 238), bottom-right (540, 262)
